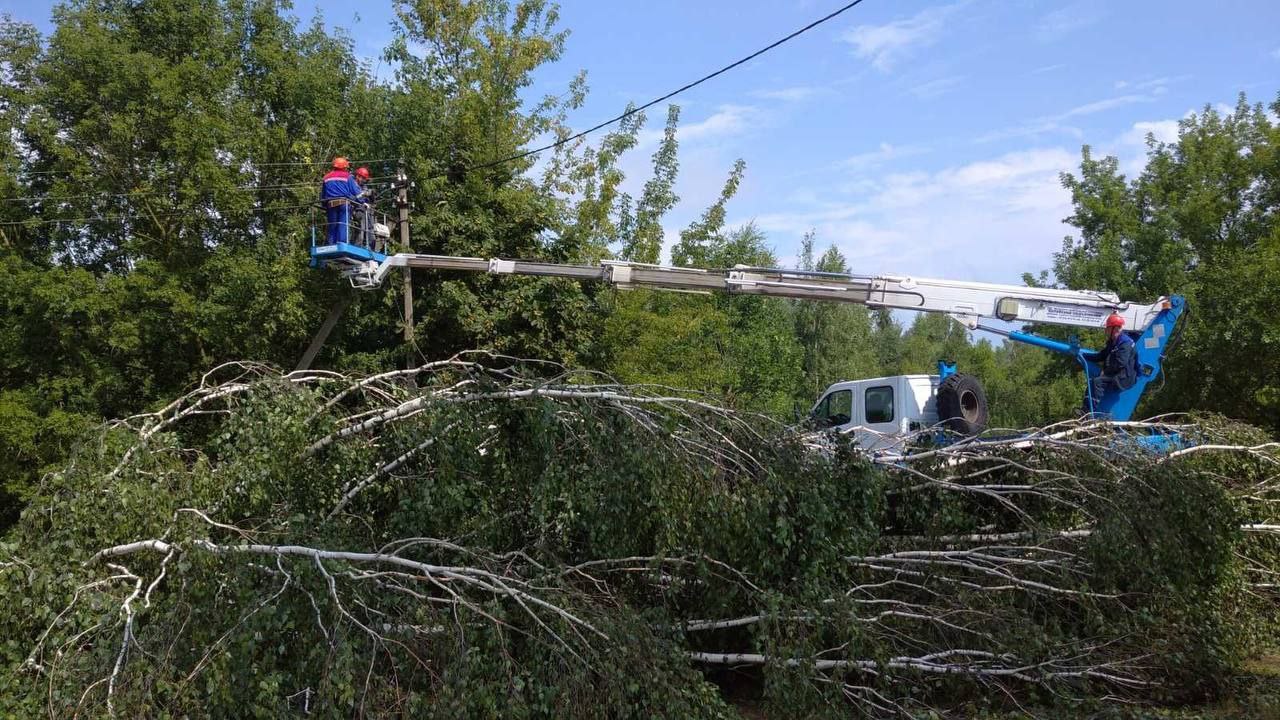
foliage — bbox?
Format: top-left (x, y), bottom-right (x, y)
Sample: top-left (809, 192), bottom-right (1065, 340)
top-left (604, 224), bottom-right (805, 416)
top-left (0, 361), bottom-right (873, 716)
top-left (0, 0), bottom-right (650, 523)
top-left (1041, 93), bottom-right (1280, 432)
top-left (7, 0), bottom-right (1274, 539)
top-left (791, 233), bottom-right (879, 405)
top-left (0, 363), bottom-right (1274, 717)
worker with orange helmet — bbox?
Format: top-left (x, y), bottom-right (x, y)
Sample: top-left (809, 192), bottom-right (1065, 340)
top-left (351, 166), bottom-right (374, 248)
top-left (1081, 312), bottom-right (1138, 414)
top-left (321, 157), bottom-right (364, 245)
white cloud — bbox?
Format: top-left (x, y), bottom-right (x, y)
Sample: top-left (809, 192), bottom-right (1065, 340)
top-left (733, 148), bottom-right (1079, 282)
top-left (943, 149), bottom-right (1074, 188)
top-left (1133, 76), bottom-right (1175, 91)
top-left (976, 91), bottom-right (1160, 143)
top-left (1111, 76), bottom-right (1188, 96)
top-left (634, 104), bottom-right (760, 148)
top-left (1031, 64), bottom-right (1067, 75)
top-left (679, 104), bottom-right (756, 143)
top-left (1036, 2), bottom-right (1103, 42)
top-left (974, 120), bottom-right (1082, 144)
top-left (909, 75), bottom-right (965, 100)
top-left (842, 2), bottom-right (963, 72)
top-left (1059, 94), bottom-right (1154, 119)
top-left (1271, 47), bottom-right (1280, 60)
top-left (1121, 119), bottom-right (1181, 148)
top-left (842, 143), bottom-right (929, 171)
top-left (750, 86), bottom-right (824, 102)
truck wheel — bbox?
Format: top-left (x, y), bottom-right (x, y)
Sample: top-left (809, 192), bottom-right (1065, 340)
top-left (937, 374), bottom-right (988, 435)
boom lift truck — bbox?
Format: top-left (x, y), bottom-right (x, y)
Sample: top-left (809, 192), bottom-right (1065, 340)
top-left (309, 236), bottom-right (1185, 450)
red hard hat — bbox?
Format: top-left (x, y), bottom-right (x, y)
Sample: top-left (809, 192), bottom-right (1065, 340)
top-left (1105, 313), bottom-right (1125, 329)
top-left (355, 166), bottom-right (370, 180)
top-left (332, 156), bottom-right (350, 171)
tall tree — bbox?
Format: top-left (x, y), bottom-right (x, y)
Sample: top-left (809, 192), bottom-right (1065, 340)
top-left (670, 158), bottom-right (744, 267)
top-left (382, 0), bottom-right (604, 366)
top-left (1044, 93), bottom-right (1280, 429)
top-left (791, 234), bottom-right (878, 404)
top-left (0, 0), bottom-right (609, 524)
top-left (618, 104), bottom-right (680, 263)
top-left (604, 224), bottom-right (803, 415)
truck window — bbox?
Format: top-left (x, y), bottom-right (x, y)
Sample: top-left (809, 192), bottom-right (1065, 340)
top-left (815, 389), bottom-right (852, 427)
top-left (865, 385), bottom-right (893, 424)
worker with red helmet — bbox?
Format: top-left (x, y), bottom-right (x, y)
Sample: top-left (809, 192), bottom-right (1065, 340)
top-left (1081, 312), bottom-right (1138, 414)
top-left (320, 157), bottom-right (365, 245)
top-left (352, 166), bottom-right (374, 248)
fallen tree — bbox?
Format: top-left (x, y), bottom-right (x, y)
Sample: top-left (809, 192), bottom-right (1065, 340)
top-left (1, 353), bottom-right (1276, 718)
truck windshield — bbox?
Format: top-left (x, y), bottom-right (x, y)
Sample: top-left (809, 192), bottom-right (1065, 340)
top-left (814, 389), bottom-right (852, 427)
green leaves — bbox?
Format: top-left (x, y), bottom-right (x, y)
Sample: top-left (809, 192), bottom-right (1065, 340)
top-left (1047, 92), bottom-right (1280, 432)
top-left (1, 361), bottom-right (1277, 717)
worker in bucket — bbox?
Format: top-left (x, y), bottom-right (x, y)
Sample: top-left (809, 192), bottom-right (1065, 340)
top-left (352, 166), bottom-right (377, 249)
top-left (1081, 312), bottom-right (1137, 414)
top-left (321, 157), bottom-right (363, 245)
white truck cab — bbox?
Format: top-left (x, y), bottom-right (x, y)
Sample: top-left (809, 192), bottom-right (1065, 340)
top-left (810, 375), bottom-right (940, 450)
top-left (809, 367), bottom-right (988, 451)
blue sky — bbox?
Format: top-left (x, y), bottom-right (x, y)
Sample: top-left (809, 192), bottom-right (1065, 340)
top-left (5, 0), bottom-right (1279, 286)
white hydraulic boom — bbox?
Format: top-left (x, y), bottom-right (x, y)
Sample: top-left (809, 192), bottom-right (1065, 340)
top-left (308, 244), bottom-right (1184, 421)
top-left (341, 252), bottom-right (1171, 333)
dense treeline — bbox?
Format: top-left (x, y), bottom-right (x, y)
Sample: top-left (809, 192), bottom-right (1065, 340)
top-left (1, 0), bottom-right (1278, 531)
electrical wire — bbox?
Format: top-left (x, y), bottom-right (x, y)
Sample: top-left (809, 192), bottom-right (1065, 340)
top-left (0, 181), bottom-right (322, 205)
top-left (0, 199), bottom-right (323, 227)
top-left (2, 1), bottom-right (873, 218)
top-left (249, 157), bottom-right (401, 167)
top-left (454, 0), bottom-right (872, 177)
top-left (2, 173), bottom-right (401, 205)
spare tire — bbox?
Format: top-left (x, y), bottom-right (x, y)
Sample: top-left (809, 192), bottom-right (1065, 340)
top-left (936, 373), bottom-right (988, 435)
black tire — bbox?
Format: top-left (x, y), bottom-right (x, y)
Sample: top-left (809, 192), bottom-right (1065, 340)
top-left (936, 373), bottom-right (988, 435)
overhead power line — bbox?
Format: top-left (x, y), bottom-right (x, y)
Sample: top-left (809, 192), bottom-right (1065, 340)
top-left (3, 1), bottom-right (871, 220)
top-left (3, 158), bottom-right (397, 188)
top-left (2, 175), bottom-right (398, 205)
top-left (250, 157), bottom-right (402, 168)
top-left (0, 199), bottom-right (324, 227)
top-left (459, 0), bottom-right (872, 176)
top-left (0, 182), bottom-right (318, 205)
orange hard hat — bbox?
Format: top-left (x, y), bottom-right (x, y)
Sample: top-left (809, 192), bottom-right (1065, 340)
top-left (1105, 313), bottom-right (1125, 329)
top-left (332, 156), bottom-right (350, 170)
top-left (355, 166), bottom-right (370, 180)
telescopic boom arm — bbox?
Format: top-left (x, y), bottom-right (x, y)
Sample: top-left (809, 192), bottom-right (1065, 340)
top-left (357, 252), bottom-right (1172, 332)
top-left (309, 245), bottom-right (1185, 421)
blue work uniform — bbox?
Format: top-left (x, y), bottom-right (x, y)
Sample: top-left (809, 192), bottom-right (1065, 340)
top-left (321, 170), bottom-right (363, 244)
top-left (1082, 332), bottom-right (1137, 411)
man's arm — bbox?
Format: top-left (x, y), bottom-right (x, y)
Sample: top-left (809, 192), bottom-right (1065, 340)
top-left (346, 177), bottom-right (364, 201)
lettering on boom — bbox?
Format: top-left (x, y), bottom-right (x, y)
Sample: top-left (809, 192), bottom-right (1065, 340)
top-left (1045, 305), bottom-right (1110, 324)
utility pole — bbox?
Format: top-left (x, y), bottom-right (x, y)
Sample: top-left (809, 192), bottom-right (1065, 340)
top-left (396, 161), bottom-right (414, 371)
top-left (294, 292), bottom-right (354, 372)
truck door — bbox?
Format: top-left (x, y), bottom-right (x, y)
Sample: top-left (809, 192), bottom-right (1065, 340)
top-left (861, 383), bottom-right (898, 449)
